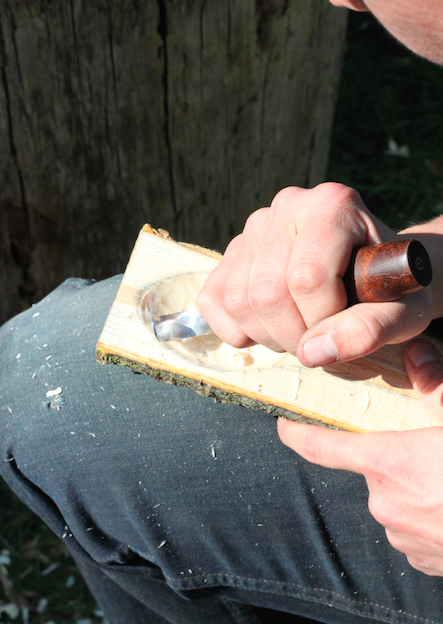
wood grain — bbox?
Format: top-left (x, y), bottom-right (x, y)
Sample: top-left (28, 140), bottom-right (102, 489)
top-left (345, 240), bottom-right (433, 304)
top-left (97, 225), bottom-right (443, 432)
top-left (0, 0), bottom-right (347, 324)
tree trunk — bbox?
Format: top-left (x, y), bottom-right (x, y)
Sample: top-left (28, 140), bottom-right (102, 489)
top-left (0, 0), bottom-right (347, 324)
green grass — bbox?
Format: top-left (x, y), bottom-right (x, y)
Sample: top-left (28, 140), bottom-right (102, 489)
top-left (0, 481), bottom-right (102, 624)
top-left (2, 10), bottom-right (443, 624)
top-left (327, 11), bottom-right (443, 230)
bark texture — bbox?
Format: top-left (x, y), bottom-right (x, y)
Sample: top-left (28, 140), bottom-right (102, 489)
top-left (97, 352), bottom-right (334, 429)
top-left (0, 0), bottom-right (347, 324)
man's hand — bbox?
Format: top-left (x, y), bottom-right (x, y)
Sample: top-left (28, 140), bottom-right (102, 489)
top-left (278, 339), bottom-right (443, 576)
top-left (196, 183), bottom-right (437, 366)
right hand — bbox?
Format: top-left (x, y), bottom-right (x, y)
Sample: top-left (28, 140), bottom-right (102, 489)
top-left (196, 183), bottom-right (438, 366)
top-left (278, 339), bottom-right (443, 576)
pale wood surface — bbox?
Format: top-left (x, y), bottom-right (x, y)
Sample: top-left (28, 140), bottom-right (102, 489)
top-left (0, 0), bottom-right (347, 324)
top-left (97, 226), bottom-right (443, 433)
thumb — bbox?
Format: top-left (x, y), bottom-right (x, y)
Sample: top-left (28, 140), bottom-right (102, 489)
top-left (277, 418), bottom-right (367, 474)
top-left (297, 294), bottom-right (430, 367)
top-left (404, 339), bottom-right (443, 419)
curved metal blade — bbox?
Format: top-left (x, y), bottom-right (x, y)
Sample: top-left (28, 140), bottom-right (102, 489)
top-left (151, 308), bottom-right (213, 341)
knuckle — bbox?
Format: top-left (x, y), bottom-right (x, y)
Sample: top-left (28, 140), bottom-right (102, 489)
top-left (243, 207), bottom-right (269, 232)
top-left (222, 327), bottom-right (254, 349)
top-left (365, 447), bottom-right (397, 484)
top-left (357, 316), bottom-right (385, 352)
top-left (223, 287), bottom-right (251, 319)
top-left (287, 262), bottom-right (327, 295)
top-left (407, 556), bottom-right (429, 573)
top-left (409, 561), bottom-right (424, 573)
top-left (365, 444), bottom-right (410, 530)
top-left (367, 494), bottom-right (386, 526)
top-left (249, 277), bottom-right (286, 313)
top-left (223, 233), bottom-right (243, 257)
top-left (367, 494), bottom-right (396, 530)
top-left (346, 309), bottom-right (389, 355)
top-left (406, 556), bottom-right (441, 575)
top-left (270, 186), bottom-right (299, 213)
top-left (408, 555), bottom-right (425, 567)
top-left (384, 528), bottom-right (403, 551)
top-left (195, 288), bottom-right (213, 315)
top-left (316, 181), bottom-right (362, 209)
top-left (312, 183), bottom-right (367, 235)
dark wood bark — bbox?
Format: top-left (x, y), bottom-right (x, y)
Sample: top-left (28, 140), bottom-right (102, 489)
top-left (0, 0), bottom-right (347, 324)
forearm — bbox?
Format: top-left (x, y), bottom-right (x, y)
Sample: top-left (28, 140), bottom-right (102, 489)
top-left (399, 215), bottom-right (443, 319)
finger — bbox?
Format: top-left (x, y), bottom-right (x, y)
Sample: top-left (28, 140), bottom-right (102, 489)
top-left (196, 235), bottom-right (254, 347)
top-left (246, 183), bottom-right (376, 354)
top-left (385, 528), bottom-right (443, 559)
top-left (277, 418), bottom-right (368, 474)
top-left (407, 556), bottom-right (443, 577)
top-left (286, 186), bottom-right (370, 329)
top-left (297, 289), bottom-right (433, 367)
top-left (222, 208), bottom-right (285, 350)
top-left (404, 339), bottom-right (443, 418)
top-left (387, 528), bottom-right (443, 576)
top-left (329, 1), bottom-right (370, 10)
top-left (246, 188), bottom-right (309, 353)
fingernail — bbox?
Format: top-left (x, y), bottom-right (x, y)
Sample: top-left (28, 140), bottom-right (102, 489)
top-left (407, 341), bottom-right (439, 368)
top-left (302, 334), bottom-right (338, 367)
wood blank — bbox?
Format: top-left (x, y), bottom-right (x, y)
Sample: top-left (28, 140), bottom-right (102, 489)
top-left (97, 225), bottom-right (442, 432)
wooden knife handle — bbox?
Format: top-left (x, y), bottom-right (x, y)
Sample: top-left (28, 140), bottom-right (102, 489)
top-left (344, 240), bottom-right (432, 305)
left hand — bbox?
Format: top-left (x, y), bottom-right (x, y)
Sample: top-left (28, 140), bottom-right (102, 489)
top-left (278, 338), bottom-right (443, 576)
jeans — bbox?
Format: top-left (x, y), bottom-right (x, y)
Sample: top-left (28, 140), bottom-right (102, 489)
top-left (1, 276), bottom-right (442, 624)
